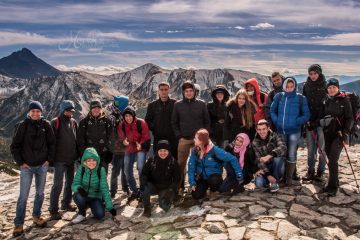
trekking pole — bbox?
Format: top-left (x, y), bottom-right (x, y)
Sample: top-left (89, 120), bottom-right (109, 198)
top-left (307, 122), bottom-right (329, 167)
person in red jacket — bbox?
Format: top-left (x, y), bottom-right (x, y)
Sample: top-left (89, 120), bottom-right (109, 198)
top-left (244, 78), bottom-right (268, 126)
top-left (118, 106), bottom-right (151, 203)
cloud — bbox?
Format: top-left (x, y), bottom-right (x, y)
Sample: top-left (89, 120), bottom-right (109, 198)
top-left (167, 30), bottom-right (184, 33)
top-left (282, 68), bottom-right (298, 74)
top-left (312, 33), bottom-right (360, 46)
top-left (146, 31), bottom-right (156, 33)
top-left (234, 26), bottom-right (245, 29)
top-left (250, 23), bottom-right (275, 29)
top-left (55, 64), bottom-right (132, 75)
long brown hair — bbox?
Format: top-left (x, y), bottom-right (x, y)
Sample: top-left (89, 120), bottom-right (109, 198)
top-left (227, 89), bottom-right (255, 129)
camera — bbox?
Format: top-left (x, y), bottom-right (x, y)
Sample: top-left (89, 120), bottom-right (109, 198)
top-left (194, 172), bottom-right (203, 182)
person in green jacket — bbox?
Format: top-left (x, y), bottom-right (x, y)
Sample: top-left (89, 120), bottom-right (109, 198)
top-left (71, 147), bottom-right (116, 224)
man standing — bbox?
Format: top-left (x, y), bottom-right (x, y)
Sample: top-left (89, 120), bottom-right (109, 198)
top-left (171, 80), bottom-right (211, 200)
top-left (145, 82), bottom-right (178, 159)
top-left (48, 100), bottom-right (79, 220)
top-left (265, 72), bottom-right (283, 131)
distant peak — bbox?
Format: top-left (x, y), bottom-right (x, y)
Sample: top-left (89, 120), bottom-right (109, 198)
top-left (21, 48), bottom-right (32, 53)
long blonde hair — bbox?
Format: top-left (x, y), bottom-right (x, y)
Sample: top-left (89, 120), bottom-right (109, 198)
top-left (227, 89), bottom-right (255, 129)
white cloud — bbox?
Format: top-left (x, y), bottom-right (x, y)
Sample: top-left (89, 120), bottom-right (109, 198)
top-left (282, 68), bottom-right (298, 74)
top-left (250, 23), bottom-right (275, 29)
top-left (55, 64), bottom-right (132, 75)
top-left (234, 26), bottom-right (245, 29)
top-left (167, 30), bottom-right (184, 33)
top-left (146, 31), bottom-right (156, 33)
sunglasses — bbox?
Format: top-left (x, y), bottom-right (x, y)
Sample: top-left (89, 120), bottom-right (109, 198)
top-left (327, 79), bottom-right (338, 84)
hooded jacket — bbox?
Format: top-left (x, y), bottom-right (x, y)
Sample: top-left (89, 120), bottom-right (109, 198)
top-left (106, 103), bottom-right (125, 154)
top-left (71, 148), bottom-right (114, 211)
top-left (11, 116), bottom-right (56, 167)
top-left (187, 142), bottom-right (243, 188)
top-left (171, 81), bottom-right (211, 140)
top-left (207, 85), bottom-right (230, 142)
top-left (244, 78), bottom-right (268, 125)
top-left (270, 76), bottom-right (311, 134)
top-left (265, 83), bottom-right (283, 131)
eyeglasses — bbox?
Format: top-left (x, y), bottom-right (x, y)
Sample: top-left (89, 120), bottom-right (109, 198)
top-left (327, 79), bottom-right (338, 84)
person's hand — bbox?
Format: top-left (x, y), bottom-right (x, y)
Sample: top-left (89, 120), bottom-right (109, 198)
top-left (161, 189), bottom-right (173, 206)
top-left (254, 170), bottom-right (265, 178)
top-left (267, 175), bottom-right (276, 183)
top-left (260, 155), bottom-right (272, 163)
top-left (136, 142), bottom-right (142, 151)
top-left (78, 188), bottom-right (87, 198)
top-left (20, 163), bottom-right (31, 169)
top-left (42, 161), bottom-right (49, 167)
top-left (109, 208), bottom-right (117, 216)
top-left (191, 185), bottom-right (196, 192)
top-left (123, 138), bottom-right (129, 146)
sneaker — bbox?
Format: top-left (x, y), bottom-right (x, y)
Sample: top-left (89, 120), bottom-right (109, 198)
top-left (72, 215), bottom-right (86, 224)
top-left (50, 212), bottom-right (62, 220)
top-left (126, 190), bottom-right (131, 196)
top-left (33, 217), bottom-right (47, 227)
top-left (13, 225), bottom-right (23, 236)
top-left (142, 206), bottom-right (152, 217)
top-left (270, 183), bottom-right (279, 193)
top-left (61, 205), bottom-right (77, 211)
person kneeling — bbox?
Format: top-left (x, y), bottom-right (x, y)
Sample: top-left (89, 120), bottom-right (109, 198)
top-left (189, 129), bottom-right (244, 201)
top-left (71, 148), bottom-right (116, 224)
top-left (252, 120), bottom-right (287, 193)
top-left (140, 140), bottom-right (181, 217)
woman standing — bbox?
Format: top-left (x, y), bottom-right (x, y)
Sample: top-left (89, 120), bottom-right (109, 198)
top-left (244, 78), bottom-right (268, 125)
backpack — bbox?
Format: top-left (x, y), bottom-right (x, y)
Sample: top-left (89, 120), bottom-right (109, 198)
top-left (150, 156), bottom-right (175, 171)
top-left (121, 118), bottom-right (150, 151)
top-left (81, 165), bottom-right (102, 189)
top-left (345, 92), bottom-right (360, 145)
top-left (110, 112), bottom-right (122, 139)
top-left (56, 117), bottom-right (77, 134)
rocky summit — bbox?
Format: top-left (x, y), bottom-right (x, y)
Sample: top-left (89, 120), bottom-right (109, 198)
top-left (1, 146), bottom-right (360, 239)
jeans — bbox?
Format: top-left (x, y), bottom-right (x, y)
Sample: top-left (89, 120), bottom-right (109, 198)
top-left (218, 162), bottom-right (248, 193)
top-left (192, 174), bottom-right (223, 200)
top-left (280, 132), bottom-right (301, 163)
top-left (49, 162), bottom-right (75, 213)
top-left (306, 127), bottom-right (327, 171)
top-left (110, 153), bottom-right (129, 194)
top-left (141, 182), bottom-right (173, 211)
top-left (73, 193), bottom-right (104, 219)
top-left (14, 164), bottom-right (48, 226)
top-left (124, 151), bottom-right (147, 195)
top-left (255, 157), bottom-right (285, 188)
top-left (324, 134), bottom-right (343, 189)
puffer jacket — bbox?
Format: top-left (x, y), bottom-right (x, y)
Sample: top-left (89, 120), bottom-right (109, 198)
top-left (270, 76), bottom-right (311, 134)
top-left (265, 85), bottom-right (283, 131)
top-left (244, 78), bottom-right (268, 125)
top-left (188, 142), bottom-right (243, 188)
top-left (71, 148), bottom-right (114, 211)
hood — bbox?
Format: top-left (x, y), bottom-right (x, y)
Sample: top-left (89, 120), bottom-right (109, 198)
top-left (81, 147), bottom-right (100, 170)
top-left (89, 110), bottom-right (106, 119)
top-left (114, 95), bottom-right (129, 112)
top-left (106, 102), bottom-right (122, 115)
top-left (123, 106), bottom-right (136, 123)
top-left (282, 76), bottom-right (298, 98)
top-left (182, 80), bottom-right (196, 101)
top-left (244, 78), bottom-right (262, 104)
top-left (211, 85), bottom-right (230, 103)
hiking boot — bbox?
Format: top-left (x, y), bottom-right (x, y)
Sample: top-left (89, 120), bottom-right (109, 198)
top-left (111, 193), bottom-right (116, 199)
top-left (125, 190), bottom-right (131, 196)
top-left (327, 188), bottom-right (338, 197)
top-left (293, 167), bottom-right (301, 180)
top-left (142, 206), bottom-right (152, 217)
top-left (285, 161), bottom-right (296, 186)
top-left (61, 205), bottom-right (77, 211)
top-left (314, 170), bottom-right (324, 182)
top-left (278, 175), bottom-right (286, 183)
top-left (72, 215), bottom-right (86, 224)
top-left (302, 169), bottom-right (315, 182)
top-left (209, 191), bottom-right (217, 201)
top-left (50, 212), bottom-right (62, 220)
top-left (33, 217), bottom-right (46, 227)
top-left (127, 192), bottom-right (140, 204)
top-left (13, 225), bottom-right (23, 236)
top-left (270, 183), bottom-right (279, 193)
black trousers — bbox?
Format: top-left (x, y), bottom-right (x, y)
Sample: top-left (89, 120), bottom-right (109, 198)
top-left (191, 174), bottom-right (223, 200)
top-left (324, 134), bottom-right (343, 189)
top-left (153, 138), bottom-right (179, 160)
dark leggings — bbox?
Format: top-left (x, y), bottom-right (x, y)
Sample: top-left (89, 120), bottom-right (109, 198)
top-left (192, 174), bottom-right (223, 200)
top-left (324, 134), bottom-right (343, 189)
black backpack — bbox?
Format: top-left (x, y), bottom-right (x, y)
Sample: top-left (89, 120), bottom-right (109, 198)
top-left (345, 92), bottom-right (360, 145)
top-left (110, 112), bottom-right (122, 139)
top-left (121, 118), bottom-right (151, 151)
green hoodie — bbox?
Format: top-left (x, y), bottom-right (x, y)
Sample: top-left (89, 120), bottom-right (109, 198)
top-left (71, 147), bottom-right (113, 211)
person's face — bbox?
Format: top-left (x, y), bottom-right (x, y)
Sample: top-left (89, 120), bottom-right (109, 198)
top-left (216, 93), bottom-right (224, 101)
top-left (195, 90), bottom-right (199, 97)
top-left (29, 109), bottom-right (41, 120)
top-left (286, 82), bottom-right (295, 93)
top-left (125, 114), bottom-right (134, 124)
top-left (272, 75), bottom-right (282, 87)
top-left (246, 83), bottom-right (255, 92)
top-left (158, 85), bottom-right (170, 99)
top-left (235, 137), bottom-right (244, 148)
top-left (309, 71), bottom-right (319, 81)
top-left (194, 134), bottom-right (203, 148)
top-left (256, 124), bottom-right (270, 139)
top-left (328, 85), bottom-right (339, 97)
top-left (91, 107), bottom-right (101, 117)
top-left (158, 149), bottom-right (169, 159)
top-left (184, 88), bottom-right (194, 99)
top-left (85, 158), bottom-right (97, 170)
top-left (63, 110), bottom-right (73, 117)
top-left (237, 94), bottom-right (246, 107)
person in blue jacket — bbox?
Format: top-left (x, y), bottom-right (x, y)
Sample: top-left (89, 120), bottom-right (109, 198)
top-left (188, 129), bottom-right (244, 200)
top-left (270, 76), bottom-right (310, 186)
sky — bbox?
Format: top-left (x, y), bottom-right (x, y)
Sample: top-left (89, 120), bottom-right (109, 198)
top-left (1, 0), bottom-right (360, 77)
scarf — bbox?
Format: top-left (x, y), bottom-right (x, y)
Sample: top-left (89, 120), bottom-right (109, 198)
top-left (229, 133), bottom-right (250, 169)
top-left (304, 74), bottom-right (326, 92)
top-left (232, 103), bottom-right (246, 124)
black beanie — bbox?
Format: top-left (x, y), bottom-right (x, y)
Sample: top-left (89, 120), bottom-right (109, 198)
top-left (123, 106), bottom-right (136, 118)
top-left (157, 140), bottom-right (171, 152)
top-left (326, 77), bottom-right (340, 89)
top-left (308, 64), bottom-right (322, 75)
top-left (90, 99), bottom-right (102, 109)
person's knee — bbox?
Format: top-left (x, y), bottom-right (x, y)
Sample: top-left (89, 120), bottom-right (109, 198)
top-left (254, 177), bottom-right (265, 188)
top-left (93, 210), bottom-right (105, 220)
top-left (191, 191), bottom-right (204, 200)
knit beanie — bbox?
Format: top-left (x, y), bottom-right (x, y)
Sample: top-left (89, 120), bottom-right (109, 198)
top-left (308, 64), bottom-right (322, 75)
top-left (123, 106), bottom-right (136, 118)
top-left (114, 95), bottom-right (129, 112)
top-left (60, 100), bottom-right (75, 113)
top-left (90, 99), bottom-right (102, 109)
top-left (28, 101), bottom-right (43, 112)
top-left (157, 140), bottom-right (171, 152)
top-left (326, 77), bottom-right (340, 89)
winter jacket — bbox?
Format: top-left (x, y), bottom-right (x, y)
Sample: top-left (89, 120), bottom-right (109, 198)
top-left (244, 78), bottom-right (268, 125)
top-left (171, 81), bottom-right (211, 140)
top-left (71, 148), bottom-right (114, 211)
top-left (106, 103), bottom-right (125, 154)
top-left (50, 113), bottom-right (79, 163)
top-left (11, 116), bottom-right (56, 167)
top-left (77, 111), bottom-right (113, 157)
top-left (270, 76), bottom-right (311, 134)
top-left (188, 142), bottom-right (243, 188)
top-left (140, 154), bottom-right (181, 190)
top-left (118, 116), bottom-right (151, 154)
top-left (302, 74), bottom-right (328, 129)
top-left (265, 86), bottom-right (283, 131)
top-left (251, 130), bottom-right (287, 178)
top-left (207, 85), bottom-right (230, 142)
top-left (145, 97), bottom-right (177, 141)
top-left (223, 102), bottom-right (257, 142)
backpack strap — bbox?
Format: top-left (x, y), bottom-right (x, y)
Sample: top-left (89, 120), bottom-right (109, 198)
top-left (299, 94), bottom-right (303, 115)
top-left (71, 118), bottom-right (77, 128)
top-left (209, 147), bottom-right (222, 163)
top-left (136, 119), bottom-right (142, 134)
top-left (260, 93), bottom-right (265, 104)
top-left (122, 122), bottom-right (126, 137)
top-left (277, 93), bottom-right (283, 106)
top-left (56, 117), bottom-right (60, 131)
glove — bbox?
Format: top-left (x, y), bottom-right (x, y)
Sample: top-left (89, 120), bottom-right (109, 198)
top-left (161, 189), bottom-right (173, 206)
top-left (341, 133), bottom-right (348, 141)
top-left (140, 181), bottom-right (147, 192)
top-left (231, 178), bottom-right (245, 196)
top-left (78, 188), bottom-right (87, 198)
top-left (109, 208), bottom-right (117, 216)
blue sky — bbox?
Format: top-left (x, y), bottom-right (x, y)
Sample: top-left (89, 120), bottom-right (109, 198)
top-left (1, 0), bottom-right (360, 77)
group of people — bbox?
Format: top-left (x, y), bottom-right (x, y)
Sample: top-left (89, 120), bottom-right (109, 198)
top-left (10, 64), bottom-right (357, 236)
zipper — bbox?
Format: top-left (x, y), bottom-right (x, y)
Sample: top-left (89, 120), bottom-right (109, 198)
top-left (282, 96), bottom-right (288, 134)
top-left (95, 118), bottom-right (98, 148)
top-left (86, 169), bottom-right (92, 196)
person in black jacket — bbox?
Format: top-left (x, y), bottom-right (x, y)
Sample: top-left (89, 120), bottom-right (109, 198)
top-left (48, 100), bottom-right (79, 220)
top-left (140, 140), bottom-right (181, 217)
top-left (265, 72), bottom-right (283, 131)
top-left (145, 82), bottom-right (178, 159)
top-left (171, 80), bottom-right (211, 200)
top-left (207, 85), bottom-right (230, 149)
top-left (302, 64), bottom-right (328, 183)
top-left (319, 78), bottom-right (354, 196)
top-left (77, 99), bottom-right (113, 173)
top-left (10, 101), bottom-right (56, 236)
